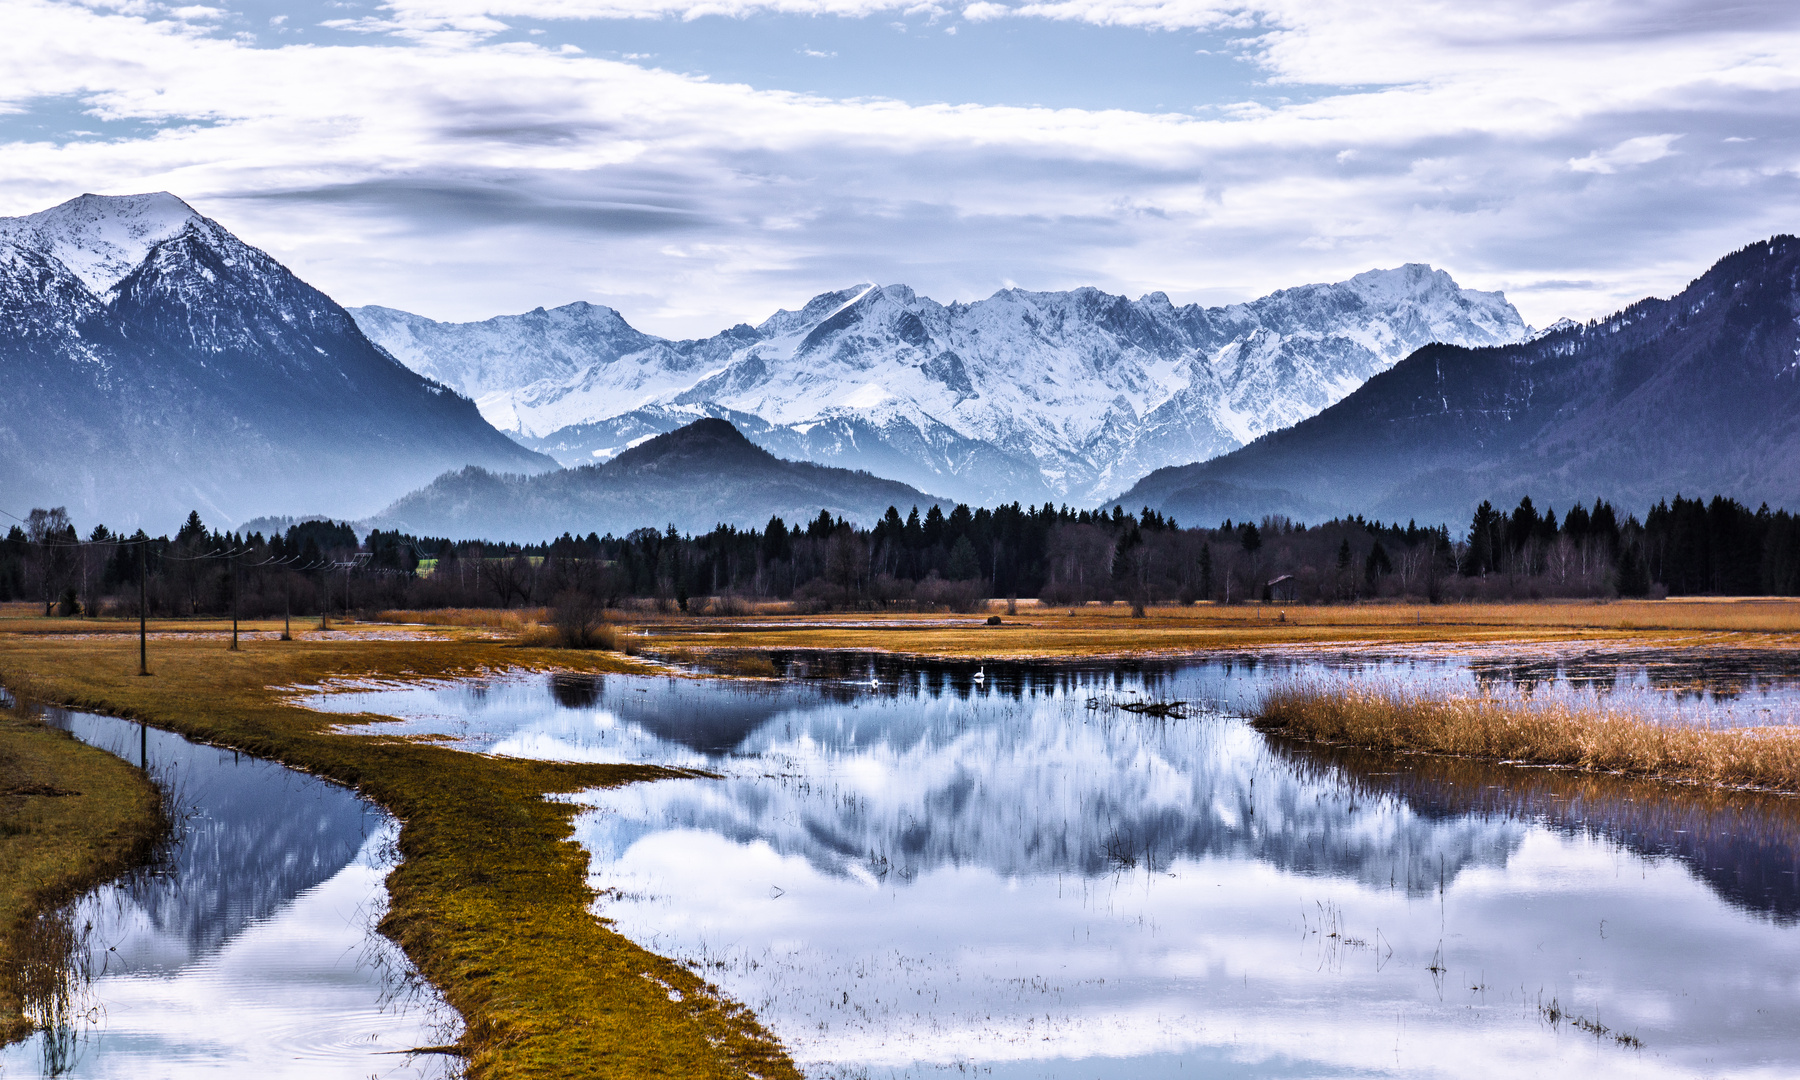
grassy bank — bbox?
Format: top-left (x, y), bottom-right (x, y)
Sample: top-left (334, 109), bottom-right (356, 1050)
top-left (0, 632), bottom-right (798, 1080)
top-left (0, 702), bottom-right (165, 1045)
top-left (1255, 682), bottom-right (1800, 793)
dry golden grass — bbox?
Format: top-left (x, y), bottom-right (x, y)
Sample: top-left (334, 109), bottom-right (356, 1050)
top-left (376, 607), bottom-right (552, 631)
top-left (638, 598), bottom-right (1800, 659)
top-left (14, 597), bottom-right (1800, 655)
top-left (0, 632), bottom-right (796, 1079)
top-left (1256, 681), bottom-right (1800, 793)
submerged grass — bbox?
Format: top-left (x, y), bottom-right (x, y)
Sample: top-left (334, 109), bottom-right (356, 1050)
top-left (1255, 681), bottom-right (1800, 793)
top-left (0, 700), bottom-right (165, 1045)
top-left (0, 633), bottom-right (798, 1079)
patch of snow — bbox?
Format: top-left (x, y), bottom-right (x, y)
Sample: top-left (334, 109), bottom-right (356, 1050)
top-left (0, 192), bottom-right (199, 293)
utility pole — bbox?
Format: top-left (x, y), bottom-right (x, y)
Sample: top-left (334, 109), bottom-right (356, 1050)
top-left (281, 565), bottom-right (292, 642)
top-left (230, 551), bottom-right (241, 651)
top-left (138, 541), bottom-right (149, 677)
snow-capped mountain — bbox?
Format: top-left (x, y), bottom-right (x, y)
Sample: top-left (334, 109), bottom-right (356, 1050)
top-left (353, 267), bottom-right (1530, 507)
top-left (0, 193), bottom-right (549, 529)
top-left (1119, 236), bottom-right (1800, 527)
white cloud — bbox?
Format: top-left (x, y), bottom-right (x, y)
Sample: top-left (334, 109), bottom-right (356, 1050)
top-left (0, 0), bottom-right (1797, 335)
top-left (1569, 133), bottom-right (1683, 173)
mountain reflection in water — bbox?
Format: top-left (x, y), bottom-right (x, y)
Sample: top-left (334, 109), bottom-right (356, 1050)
top-left (1285, 741), bottom-right (1800, 923)
top-left (304, 654), bottom-right (1800, 1077)
top-left (1, 708), bottom-right (453, 1079)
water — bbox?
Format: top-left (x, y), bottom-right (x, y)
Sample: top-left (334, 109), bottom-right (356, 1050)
top-left (0, 709), bottom-right (458, 1079)
top-left (296, 649), bottom-right (1800, 1078)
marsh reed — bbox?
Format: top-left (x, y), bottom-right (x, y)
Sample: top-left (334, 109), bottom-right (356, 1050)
top-left (1256, 681), bottom-right (1800, 793)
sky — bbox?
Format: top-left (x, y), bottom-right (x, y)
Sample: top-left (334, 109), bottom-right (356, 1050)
top-left (2, 0), bottom-right (1799, 337)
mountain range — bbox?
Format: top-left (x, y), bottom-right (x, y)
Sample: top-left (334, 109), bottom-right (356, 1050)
top-left (370, 418), bottom-right (948, 542)
top-left (0, 193), bottom-right (551, 529)
top-left (351, 268), bottom-right (1530, 507)
top-left (1119, 236), bottom-right (1800, 527)
top-left (13, 190), bottom-right (1789, 545)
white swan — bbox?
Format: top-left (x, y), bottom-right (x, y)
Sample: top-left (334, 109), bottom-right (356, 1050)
top-left (973, 666), bottom-right (986, 684)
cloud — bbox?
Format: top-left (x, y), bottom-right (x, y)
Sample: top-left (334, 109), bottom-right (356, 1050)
top-left (1569, 134), bottom-right (1682, 174)
top-left (1, 0), bottom-right (1798, 336)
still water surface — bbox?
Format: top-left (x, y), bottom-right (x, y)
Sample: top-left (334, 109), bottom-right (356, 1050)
top-left (0, 709), bottom-right (455, 1079)
top-left (301, 649), bottom-right (1800, 1078)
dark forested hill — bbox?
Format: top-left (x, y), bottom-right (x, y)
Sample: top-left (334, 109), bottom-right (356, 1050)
top-left (0, 193), bottom-right (551, 530)
top-left (371, 418), bottom-right (952, 542)
top-left (1118, 237), bottom-right (1800, 526)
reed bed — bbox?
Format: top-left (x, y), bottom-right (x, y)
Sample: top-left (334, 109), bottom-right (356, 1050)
top-left (1255, 681), bottom-right (1800, 793)
top-left (374, 607), bottom-right (551, 630)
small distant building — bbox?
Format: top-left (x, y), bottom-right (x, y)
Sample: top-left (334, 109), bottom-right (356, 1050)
top-left (1265, 574), bottom-right (1297, 603)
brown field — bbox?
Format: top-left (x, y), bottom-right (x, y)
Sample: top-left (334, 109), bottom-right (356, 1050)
top-left (1256, 680), bottom-right (1800, 793)
top-left (377, 607), bottom-right (553, 631)
top-left (625, 597), bottom-right (1800, 660)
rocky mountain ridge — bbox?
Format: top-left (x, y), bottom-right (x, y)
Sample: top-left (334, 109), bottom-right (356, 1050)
top-left (1117, 236), bottom-right (1800, 526)
top-left (353, 266), bottom-right (1531, 507)
top-left (0, 192), bottom-right (551, 529)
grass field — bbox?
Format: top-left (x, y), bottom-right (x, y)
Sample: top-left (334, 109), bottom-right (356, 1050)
top-left (617, 597), bottom-right (1800, 660)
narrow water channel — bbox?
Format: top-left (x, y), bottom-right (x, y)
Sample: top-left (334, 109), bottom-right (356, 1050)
top-left (0, 709), bottom-right (457, 1079)
top-left (301, 648), bottom-right (1800, 1079)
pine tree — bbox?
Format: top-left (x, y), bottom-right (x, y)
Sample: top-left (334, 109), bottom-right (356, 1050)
top-left (1364, 540), bottom-right (1392, 589)
top-left (1615, 540), bottom-right (1650, 597)
top-left (947, 536), bottom-right (980, 581)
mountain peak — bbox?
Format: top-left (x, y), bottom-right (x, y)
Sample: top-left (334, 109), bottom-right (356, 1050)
top-left (611, 417), bottom-right (763, 471)
top-left (0, 191), bottom-right (201, 293)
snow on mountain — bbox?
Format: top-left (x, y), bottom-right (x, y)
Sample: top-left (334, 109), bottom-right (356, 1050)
top-left (0, 192), bottom-right (550, 528)
top-left (0, 192), bottom-right (200, 295)
top-left (352, 267), bottom-right (1532, 507)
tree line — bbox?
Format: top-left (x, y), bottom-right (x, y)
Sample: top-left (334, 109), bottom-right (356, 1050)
top-left (6, 493), bottom-right (1800, 618)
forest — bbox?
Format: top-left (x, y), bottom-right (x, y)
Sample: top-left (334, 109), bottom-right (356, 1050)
top-left (5, 493), bottom-right (1800, 618)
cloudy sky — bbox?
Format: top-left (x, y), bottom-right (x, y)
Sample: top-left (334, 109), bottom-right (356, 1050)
top-left (4, 0), bottom-right (1798, 336)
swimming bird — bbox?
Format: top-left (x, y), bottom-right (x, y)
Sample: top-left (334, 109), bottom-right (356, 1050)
top-left (973, 666), bottom-right (986, 684)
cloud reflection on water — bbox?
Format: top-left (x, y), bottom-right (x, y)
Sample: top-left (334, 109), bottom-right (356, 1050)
top-left (301, 653), bottom-right (1800, 1076)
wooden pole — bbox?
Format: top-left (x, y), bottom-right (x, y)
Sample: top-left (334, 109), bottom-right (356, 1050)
top-left (230, 552), bottom-right (240, 651)
top-left (138, 542), bottom-right (149, 676)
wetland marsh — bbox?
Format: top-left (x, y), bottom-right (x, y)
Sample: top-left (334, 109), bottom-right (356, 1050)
top-left (0, 707), bottom-right (455, 1079)
top-left (299, 646), bottom-right (1800, 1079)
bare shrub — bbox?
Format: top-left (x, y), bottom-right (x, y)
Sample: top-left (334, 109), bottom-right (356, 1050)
top-left (914, 576), bottom-right (986, 613)
top-left (552, 592), bottom-right (616, 650)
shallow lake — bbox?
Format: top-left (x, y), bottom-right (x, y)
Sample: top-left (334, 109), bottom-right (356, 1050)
top-left (299, 648), bottom-right (1800, 1078)
top-left (0, 709), bottom-right (456, 1079)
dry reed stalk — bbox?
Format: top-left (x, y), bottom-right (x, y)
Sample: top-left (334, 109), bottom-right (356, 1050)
top-left (374, 608), bottom-right (550, 631)
top-left (1255, 681), bottom-right (1800, 794)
